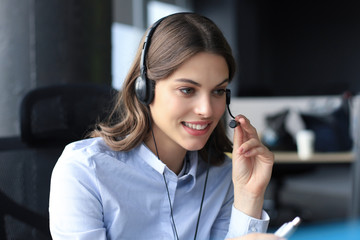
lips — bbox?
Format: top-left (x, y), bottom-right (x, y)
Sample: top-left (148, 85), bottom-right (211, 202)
top-left (182, 121), bottom-right (211, 136)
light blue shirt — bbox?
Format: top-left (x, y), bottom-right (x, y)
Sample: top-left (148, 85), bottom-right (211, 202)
top-left (49, 137), bottom-right (269, 240)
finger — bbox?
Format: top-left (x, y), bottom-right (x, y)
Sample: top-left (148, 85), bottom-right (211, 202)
top-left (241, 145), bottom-right (273, 160)
top-left (233, 118), bottom-right (245, 150)
top-left (237, 138), bottom-right (262, 155)
top-left (236, 115), bottom-right (259, 140)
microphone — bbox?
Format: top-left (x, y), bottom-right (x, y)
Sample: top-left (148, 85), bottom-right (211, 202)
top-left (226, 89), bottom-right (239, 128)
top-left (229, 119), bottom-right (238, 128)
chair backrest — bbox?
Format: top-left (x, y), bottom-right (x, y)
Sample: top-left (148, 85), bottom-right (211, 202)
top-left (0, 83), bottom-right (116, 239)
top-left (20, 83), bottom-right (116, 147)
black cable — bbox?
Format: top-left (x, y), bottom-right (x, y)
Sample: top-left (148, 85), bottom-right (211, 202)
top-left (149, 114), bottom-right (161, 160)
top-left (227, 103), bottom-right (235, 119)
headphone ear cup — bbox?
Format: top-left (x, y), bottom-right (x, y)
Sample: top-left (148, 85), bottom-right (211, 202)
top-left (146, 79), bottom-right (155, 105)
top-left (135, 76), bottom-right (155, 105)
top-left (135, 76), bottom-right (147, 104)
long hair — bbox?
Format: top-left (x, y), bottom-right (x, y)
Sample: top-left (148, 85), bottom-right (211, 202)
top-left (92, 12), bottom-right (236, 165)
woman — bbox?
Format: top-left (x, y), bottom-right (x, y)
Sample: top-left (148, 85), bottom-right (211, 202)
top-left (49, 12), bottom-right (281, 240)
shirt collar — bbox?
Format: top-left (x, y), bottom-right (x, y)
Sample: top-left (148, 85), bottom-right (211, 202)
top-left (177, 157), bottom-right (188, 177)
top-left (137, 143), bottom-right (199, 179)
top-left (178, 151), bottom-right (198, 192)
top-left (186, 151), bottom-right (198, 179)
top-left (137, 143), bottom-right (166, 175)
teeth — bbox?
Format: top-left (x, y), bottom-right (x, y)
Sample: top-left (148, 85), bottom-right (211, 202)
top-left (184, 122), bottom-right (208, 130)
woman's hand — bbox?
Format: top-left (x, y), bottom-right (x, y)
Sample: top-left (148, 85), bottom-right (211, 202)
top-left (228, 233), bottom-right (285, 240)
top-left (232, 115), bottom-right (274, 219)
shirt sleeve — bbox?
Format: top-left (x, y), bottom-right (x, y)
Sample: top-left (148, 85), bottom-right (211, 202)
top-left (225, 205), bottom-right (270, 238)
top-left (49, 153), bottom-right (106, 240)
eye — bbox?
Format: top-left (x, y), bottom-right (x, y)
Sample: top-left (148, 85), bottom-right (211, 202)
top-left (213, 88), bottom-right (226, 96)
top-left (179, 87), bottom-right (195, 95)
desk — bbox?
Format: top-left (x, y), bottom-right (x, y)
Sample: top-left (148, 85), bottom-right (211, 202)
top-left (225, 151), bottom-right (355, 164)
top-left (269, 151), bottom-right (355, 226)
top-left (274, 151), bottom-right (355, 164)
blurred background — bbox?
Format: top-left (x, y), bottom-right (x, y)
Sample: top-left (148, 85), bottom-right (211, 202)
top-left (0, 0), bottom-right (360, 239)
top-left (2, 0), bottom-right (360, 137)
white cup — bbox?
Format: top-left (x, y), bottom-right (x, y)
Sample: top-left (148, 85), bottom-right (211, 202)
top-left (296, 130), bottom-right (315, 160)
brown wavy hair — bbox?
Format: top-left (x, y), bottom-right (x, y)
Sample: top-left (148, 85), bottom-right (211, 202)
top-left (91, 12), bottom-right (236, 165)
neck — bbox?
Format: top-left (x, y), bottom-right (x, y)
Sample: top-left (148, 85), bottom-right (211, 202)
top-left (145, 136), bottom-right (186, 175)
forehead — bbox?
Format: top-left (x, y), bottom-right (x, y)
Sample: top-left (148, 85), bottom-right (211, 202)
top-left (169, 52), bottom-right (229, 83)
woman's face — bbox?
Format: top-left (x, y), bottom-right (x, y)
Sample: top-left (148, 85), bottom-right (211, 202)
top-left (149, 52), bottom-right (229, 152)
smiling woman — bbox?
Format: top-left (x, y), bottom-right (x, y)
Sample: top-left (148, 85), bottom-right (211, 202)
top-left (49, 12), bottom-right (278, 240)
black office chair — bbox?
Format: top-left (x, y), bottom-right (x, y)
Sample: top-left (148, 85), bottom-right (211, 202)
top-left (0, 83), bottom-right (116, 240)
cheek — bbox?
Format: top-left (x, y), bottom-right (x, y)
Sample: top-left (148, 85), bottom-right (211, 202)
top-left (214, 101), bottom-right (226, 118)
top-left (151, 91), bottom-right (184, 118)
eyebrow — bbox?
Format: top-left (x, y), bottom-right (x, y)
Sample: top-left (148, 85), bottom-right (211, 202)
top-left (175, 78), bottom-right (229, 87)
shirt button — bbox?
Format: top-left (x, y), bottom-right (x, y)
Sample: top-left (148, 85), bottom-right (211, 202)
top-left (250, 226), bottom-right (257, 232)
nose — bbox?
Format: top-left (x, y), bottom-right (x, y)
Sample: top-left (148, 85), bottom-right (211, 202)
top-left (194, 94), bottom-right (213, 118)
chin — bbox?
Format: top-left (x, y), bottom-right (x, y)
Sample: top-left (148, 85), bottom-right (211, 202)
top-left (182, 141), bottom-right (207, 152)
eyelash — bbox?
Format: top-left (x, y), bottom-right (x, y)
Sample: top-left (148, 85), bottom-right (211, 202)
top-left (180, 87), bottom-right (194, 95)
top-left (179, 88), bottom-right (227, 96)
top-left (213, 88), bottom-right (226, 96)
